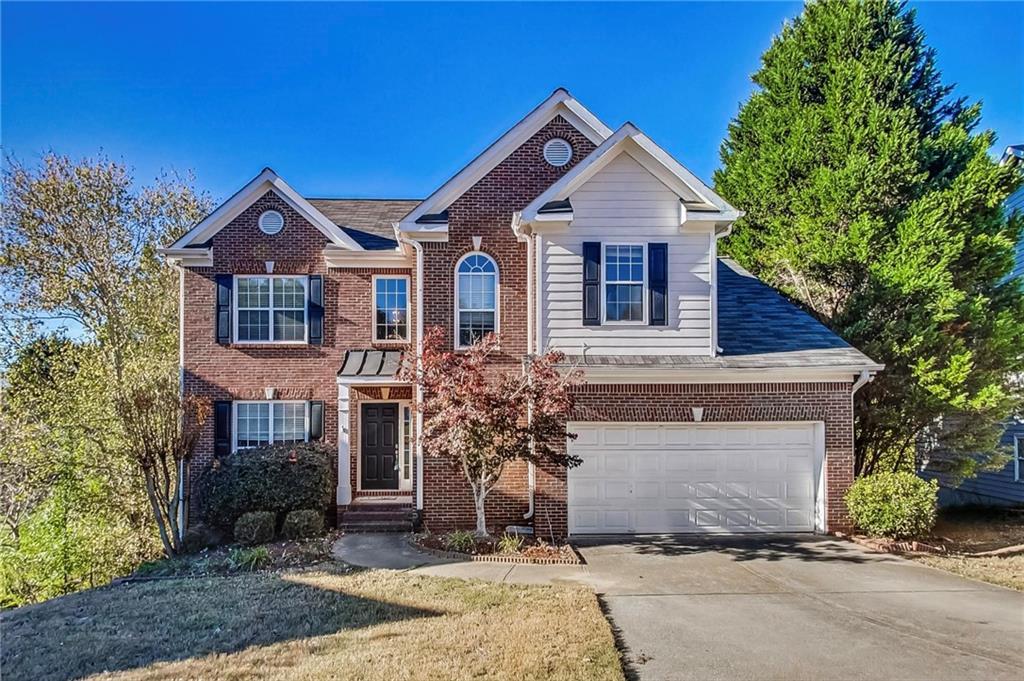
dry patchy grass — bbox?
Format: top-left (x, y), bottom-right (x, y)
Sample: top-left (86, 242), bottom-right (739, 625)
top-left (915, 553), bottom-right (1024, 591)
top-left (911, 507), bottom-right (1024, 591)
top-left (1, 566), bottom-right (623, 681)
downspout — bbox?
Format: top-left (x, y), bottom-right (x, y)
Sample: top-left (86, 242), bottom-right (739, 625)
top-left (852, 369), bottom-right (874, 394)
top-left (176, 264), bottom-right (189, 539)
top-left (512, 213), bottom-right (536, 521)
top-left (399, 232), bottom-right (426, 511)
top-left (711, 223), bottom-right (733, 356)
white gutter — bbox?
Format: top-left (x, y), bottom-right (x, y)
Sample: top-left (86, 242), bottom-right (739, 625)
top-left (398, 231), bottom-right (426, 511)
top-left (512, 212), bottom-right (537, 520)
top-left (852, 368), bottom-right (875, 394)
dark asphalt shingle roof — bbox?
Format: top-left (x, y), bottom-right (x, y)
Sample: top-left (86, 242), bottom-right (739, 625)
top-left (716, 258), bottom-right (854, 357)
top-left (307, 199), bottom-right (420, 250)
top-left (563, 259), bottom-right (879, 370)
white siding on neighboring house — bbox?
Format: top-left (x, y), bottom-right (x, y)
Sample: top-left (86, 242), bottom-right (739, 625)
top-left (542, 152), bottom-right (713, 355)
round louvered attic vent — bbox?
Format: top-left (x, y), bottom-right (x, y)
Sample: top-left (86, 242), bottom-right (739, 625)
top-left (543, 138), bottom-right (573, 167)
top-left (258, 210), bottom-right (284, 235)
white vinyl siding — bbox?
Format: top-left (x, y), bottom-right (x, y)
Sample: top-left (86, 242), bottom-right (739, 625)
top-left (542, 152), bottom-right (712, 355)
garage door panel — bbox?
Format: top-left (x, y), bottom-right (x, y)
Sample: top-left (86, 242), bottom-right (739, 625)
top-left (603, 427), bottom-right (630, 446)
top-left (568, 423), bottom-right (819, 534)
top-left (634, 427), bottom-right (661, 446)
top-left (635, 453), bottom-right (661, 474)
top-left (605, 453), bottom-right (630, 474)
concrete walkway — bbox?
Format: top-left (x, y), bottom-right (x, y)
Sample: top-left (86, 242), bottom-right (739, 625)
top-left (331, 533), bottom-right (586, 584)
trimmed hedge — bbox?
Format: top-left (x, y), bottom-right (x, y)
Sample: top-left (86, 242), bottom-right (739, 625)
top-left (234, 511), bottom-right (275, 546)
top-left (845, 472), bottom-right (938, 539)
top-left (197, 442), bottom-right (333, 530)
top-left (282, 509), bottom-right (325, 539)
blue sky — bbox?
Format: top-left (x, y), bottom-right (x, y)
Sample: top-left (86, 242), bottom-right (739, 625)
top-left (3, 2), bottom-right (1022, 203)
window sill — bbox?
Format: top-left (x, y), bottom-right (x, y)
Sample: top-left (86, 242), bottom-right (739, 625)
top-left (230, 341), bottom-right (310, 347)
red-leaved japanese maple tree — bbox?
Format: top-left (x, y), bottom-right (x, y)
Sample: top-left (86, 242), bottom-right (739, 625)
top-left (400, 327), bottom-right (582, 536)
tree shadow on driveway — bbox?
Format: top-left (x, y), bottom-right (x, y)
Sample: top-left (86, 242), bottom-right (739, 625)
top-left (573, 533), bottom-right (885, 564)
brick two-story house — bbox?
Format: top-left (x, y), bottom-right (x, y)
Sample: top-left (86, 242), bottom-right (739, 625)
top-left (160, 89), bottom-right (882, 537)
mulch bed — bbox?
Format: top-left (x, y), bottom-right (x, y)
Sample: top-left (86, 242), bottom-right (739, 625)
top-left (412, 534), bottom-right (581, 565)
top-left (118, 532), bottom-right (341, 582)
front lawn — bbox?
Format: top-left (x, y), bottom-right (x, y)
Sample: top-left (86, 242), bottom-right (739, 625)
top-left (912, 506), bottom-right (1024, 591)
top-left (2, 566), bottom-right (624, 681)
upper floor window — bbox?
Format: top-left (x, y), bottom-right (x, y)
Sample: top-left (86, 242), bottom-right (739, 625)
top-left (603, 244), bottom-right (645, 323)
top-left (235, 275), bottom-right (307, 343)
top-left (374, 275), bottom-right (409, 342)
top-left (235, 401), bottom-right (307, 450)
top-left (455, 252), bottom-right (498, 348)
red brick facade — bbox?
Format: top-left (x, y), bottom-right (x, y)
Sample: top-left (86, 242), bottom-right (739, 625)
top-left (178, 112), bottom-right (862, 538)
top-left (181, 190), bottom-right (414, 520)
top-left (417, 116), bottom-right (596, 530)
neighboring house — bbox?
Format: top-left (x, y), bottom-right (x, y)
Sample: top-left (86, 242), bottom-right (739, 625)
top-left (920, 144), bottom-right (1024, 507)
top-left (159, 89), bottom-right (882, 537)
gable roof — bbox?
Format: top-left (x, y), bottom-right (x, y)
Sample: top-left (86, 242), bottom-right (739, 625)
top-left (166, 168), bottom-right (365, 251)
top-left (308, 199), bottom-right (419, 250)
top-left (398, 88), bottom-right (613, 232)
top-left (519, 122), bottom-right (740, 226)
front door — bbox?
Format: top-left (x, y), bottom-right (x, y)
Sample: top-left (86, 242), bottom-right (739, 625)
top-left (361, 403), bottom-right (399, 490)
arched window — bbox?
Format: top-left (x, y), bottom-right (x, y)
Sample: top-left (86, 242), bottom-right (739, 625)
top-left (455, 252), bottom-right (498, 348)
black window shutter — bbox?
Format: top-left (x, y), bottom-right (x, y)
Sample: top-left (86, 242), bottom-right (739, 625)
top-left (213, 400), bottom-right (232, 457)
top-left (310, 401), bottom-right (324, 441)
top-left (308, 275), bottom-right (324, 345)
top-left (649, 243), bottom-right (668, 326)
top-left (582, 242), bottom-right (601, 326)
top-left (215, 275), bottom-right (232, 344)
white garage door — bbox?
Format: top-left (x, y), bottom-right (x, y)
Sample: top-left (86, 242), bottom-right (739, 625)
top-left (567, 422), bottom-right (822, 534)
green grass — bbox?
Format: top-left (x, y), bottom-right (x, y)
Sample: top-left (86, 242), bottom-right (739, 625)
top-left (2, 566), bottom-right (624, 681)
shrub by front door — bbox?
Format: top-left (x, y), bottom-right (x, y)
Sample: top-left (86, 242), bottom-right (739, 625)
top-left (361, 403), bottom-right (399, 490)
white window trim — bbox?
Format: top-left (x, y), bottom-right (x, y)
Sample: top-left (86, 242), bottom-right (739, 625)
top-left (1015, 435), bottom-right (1023, 482)
top-left (601, 242), bottom-right (648, 325)
top-left (232, 400), bottom-right (310, 452)
top-left (371, 274), bottom-right (411, 344)
top-left (233, 275), bottom-right (309, 344)
top-left (454, 251), bottom-right (500, 350)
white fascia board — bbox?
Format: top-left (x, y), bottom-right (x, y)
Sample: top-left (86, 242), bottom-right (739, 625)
top-left (398, 88), bottom-right (612, 229)
top-left (157, 247), bottom-right (213, 267)
top-left (167, 168), bottom-right (363, 251)
top-left (324, 248), bottom-right (413, 268)
top-left (576, 366), bottom-right (881, 384)
top-left (336, 377), bottom-right (409, 386)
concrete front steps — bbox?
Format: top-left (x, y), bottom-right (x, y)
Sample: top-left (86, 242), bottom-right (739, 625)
top-left (339, 497), bottom-right (416, 533)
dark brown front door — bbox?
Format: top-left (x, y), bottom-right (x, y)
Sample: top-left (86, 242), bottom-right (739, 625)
top-left (361, 403), bottom-right (399, 490)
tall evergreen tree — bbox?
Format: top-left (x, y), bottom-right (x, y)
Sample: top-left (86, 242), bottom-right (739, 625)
top-left (715, 0), bottom-right (1024, 476)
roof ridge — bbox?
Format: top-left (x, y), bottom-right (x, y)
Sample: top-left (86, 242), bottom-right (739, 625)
top-left (306, 197), bottom-right (422, 202)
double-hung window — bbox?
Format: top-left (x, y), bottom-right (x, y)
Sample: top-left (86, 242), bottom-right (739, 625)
top-left (235, 276), bottom-right (307, 342)
top-left (603, 244), bottom-right (645, 323)
top-left (374, 276), bottom-right (409, 342)
top-left (456, 253), bottom-right (498, 348)
top-left (234, 401), bottom-right (308, 450)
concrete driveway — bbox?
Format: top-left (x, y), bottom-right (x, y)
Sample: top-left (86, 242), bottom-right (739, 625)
top-left (574, 535), bottom-right (1023, 681)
